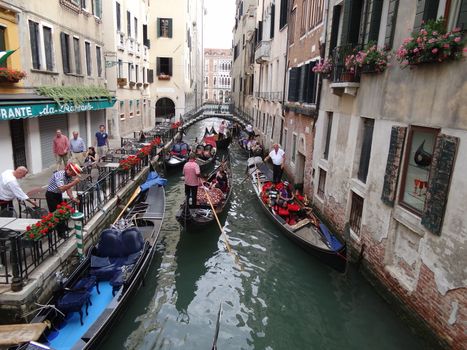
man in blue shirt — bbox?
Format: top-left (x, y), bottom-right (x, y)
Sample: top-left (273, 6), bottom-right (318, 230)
top-left (70, 131), bottom-right (86, 166)
top-left (95, 124), bottom-right (109, 161)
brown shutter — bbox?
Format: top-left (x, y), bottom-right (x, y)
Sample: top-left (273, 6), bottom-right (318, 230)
top-left (384, 0), bottom-right (399, 48)
top-left (421, 134), bottom-right (459, 235)
top-left (381, 126), bottom-right (407, 206)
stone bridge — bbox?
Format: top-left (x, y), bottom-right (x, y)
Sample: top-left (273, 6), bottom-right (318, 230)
top-left (181, 104), bottom-right (253, 130)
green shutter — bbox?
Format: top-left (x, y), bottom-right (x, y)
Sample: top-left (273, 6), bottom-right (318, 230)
top-left (381, 126), bottom-right (407, 206)
top-left (368, 0), bottom-right (384, 43)
top-left (168, 19), bottom-right (173, 38)
top-left (421, 134), bottom-right (459, 235)
top-left (298, 65), bottom-right (306, 103)
top-left (156, 57), bottom-right (161, 75)
top-left (287, 67), bottom-right (300, 102)
top-left (457, 0), bottom-right (467, 30)
top-left (168, 58), bottom-right (173, 76)
top-left (413, 0), bottom-right (440, 32)
top-left (384, 0), bottom-right (399, 48)
top-left (157, 18), bottom-right (161, 37)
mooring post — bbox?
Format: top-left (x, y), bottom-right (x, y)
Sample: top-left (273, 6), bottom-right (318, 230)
top-left (9, 232), bottom-right (23, 292)
top-left (71, 212), bottom-right (85, 261)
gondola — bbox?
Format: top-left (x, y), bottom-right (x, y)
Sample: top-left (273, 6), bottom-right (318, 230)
top-left (247, 157), bottom-right (347, 273)
top-left (11, 171), bottom-right (166, 350)
top-left (176, 156), bottom-right (232, 231)
top-left (204, 127), bottom-right (232, 150)
top-left (237, 130), bottom-right (263, 157)
top-left (193, 138), bottom-right (217, 172)
top-left (164, 141), bottom-right (190, 169)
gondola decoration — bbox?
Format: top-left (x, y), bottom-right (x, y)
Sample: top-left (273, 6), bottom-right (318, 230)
top-left (414, 140), bottom-right (432, 167)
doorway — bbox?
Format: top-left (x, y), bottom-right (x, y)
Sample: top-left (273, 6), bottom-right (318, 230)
top-left (9, 119), bottom-right (27, 168)
top-left (155, 98), bottom-right (175, 123)
top-left (295, 152), bottom-right (306, 187)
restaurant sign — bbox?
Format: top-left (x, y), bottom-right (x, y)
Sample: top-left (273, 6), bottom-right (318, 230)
top-left (0, 99), bottom-right (116, 121)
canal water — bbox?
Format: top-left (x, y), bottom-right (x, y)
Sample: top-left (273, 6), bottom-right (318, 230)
top-left (101, 119), bottom-right (440, 350)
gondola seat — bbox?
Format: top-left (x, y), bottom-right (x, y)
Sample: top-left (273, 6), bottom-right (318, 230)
top-left (57, 290), bottom-right (91, 326)
top-left (73, 275), bottom-right (100, 294)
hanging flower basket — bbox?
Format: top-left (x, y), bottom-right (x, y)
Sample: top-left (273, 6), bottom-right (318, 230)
top-left (0, 68), bottom-right (26, 83)
top-left (312, 58), bottom-right (333, 78)
top-left (396, 19), bottom-right (465, 68)
top-left (117, 77), bottom-right (128, 87)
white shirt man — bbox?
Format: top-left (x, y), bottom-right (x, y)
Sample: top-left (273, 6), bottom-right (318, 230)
top-left (0, 167), bottom-right (36, 210)
top-left (264, 144), bottom-right (285, 184)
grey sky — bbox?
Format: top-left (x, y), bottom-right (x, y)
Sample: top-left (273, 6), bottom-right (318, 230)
top-left (204, 0), bottom-right (235, 49)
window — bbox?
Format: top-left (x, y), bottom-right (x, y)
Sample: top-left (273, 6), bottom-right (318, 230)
top-left (127, 11), bottom-right (131, 37)
top-left (128, 63), bottom-right (131, 81)
top-left (214, 77), bottom-right (216, 86)
top-left (119, 100), bottom-right (125, 120)
top-left (85, 41), bottom-right (91, 76)
top-left (73, 37), bottom-right (81, 74)
top-left (60, 32), bottom-right (71, 73)
top-left (322, 112), bottom-right (333, 160)
top-left (270, 4), bottom-right (276, 38)
top-left (93, 0), bottom-right (102, 18)
top-left (289, 6), bottom-right (296, 44)
top-left (96, 46), bottom-right (102, 77)
top-left (129, 100), bottom-right (134, 117)
top-left (147, 69), bottom-right (154, 83)
top-left (156, 57), bottom-right (173, 76)
top-left (205, 76), bottom-right (208, 85)
top-left (118, 59), bottom-right (123, 78)
top-left (136, 100), bottom-right (140, 115)
top-left (399, 127), bottom-right (438, 213)
top-left (357, 118), bottom-right (374, 183)
top-left (309, 0), bottom-right (324, 30)
top-left (134, 17), bottom-right (138, 40)
top-left (301, 0), bottom-right (308, 35)
top-left (292, 134), bottom-right (297, 163)
top-left (143, 67), bottom-right (146, 82)
top-left (29, 21), bottom-right (40, 69)
top-left (135, 64), bottom-right (139, 82)
top-left (350, 192), bottom-right (364, 235)
top-left (414, 0), bottom-right (467, 30)
top-left (280, 0), bottom-right (289, 29)
top-left (158, 18), bottom-right (173, 38)
top-left (288, 62), bottom-right (317, 103)
top-left (43, 26), bottom-right (54, 71)
top-left (317, 168), bottom-right (326, 198)
top-left (116, 2), bottom-right (121, 31)
top-left (283, 129), bottom-right (288, 151)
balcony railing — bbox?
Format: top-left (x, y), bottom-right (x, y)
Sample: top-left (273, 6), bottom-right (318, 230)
top-left (331, 44), bottom-right (361, 83)
top-left (253, 91), bottom-right (283, 101)
top-left (255, 40), bottom-right (271, 63)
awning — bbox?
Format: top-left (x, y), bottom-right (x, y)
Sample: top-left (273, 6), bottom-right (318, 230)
top-left (0, 96), bottom-right (116, 121)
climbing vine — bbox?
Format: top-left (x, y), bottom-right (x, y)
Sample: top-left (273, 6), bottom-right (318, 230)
top-left (36, 85), bottom-right (113, 106)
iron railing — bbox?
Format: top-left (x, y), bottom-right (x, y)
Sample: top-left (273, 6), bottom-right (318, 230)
top-left (331, 44), bottom-right (361, 83)
top-left (253, 91), bottom-right (284, 101)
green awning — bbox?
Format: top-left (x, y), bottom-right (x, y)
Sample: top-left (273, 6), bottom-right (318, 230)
top-left (0, 98), bottom-right (116, 121)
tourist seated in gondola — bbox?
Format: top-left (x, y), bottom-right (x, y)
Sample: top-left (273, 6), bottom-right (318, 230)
top-left (276, 181), bottom-right (294, 208)
top-left (203, 145), bottom-right (213, 159)
top-left (214, 168), bottom-right (228, 193)
top-left (195, 145), bottom-right (204, 157)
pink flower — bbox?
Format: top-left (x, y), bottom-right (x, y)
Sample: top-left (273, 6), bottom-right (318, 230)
top-left (454, 37), bottom-right (461, 43)
top-left (443, 44), bottom-right (450, 49)
top-left (432, 48), bottom-right (438, 54)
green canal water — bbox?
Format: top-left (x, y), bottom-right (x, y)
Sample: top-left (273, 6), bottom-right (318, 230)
top-left (101, 119), bottom-right (441, 350)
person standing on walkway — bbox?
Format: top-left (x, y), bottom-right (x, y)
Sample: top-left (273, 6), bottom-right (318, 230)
top-left (69, 131), bottom-right (86, 166)
top-left (95, 124), bottom-right (109, 161)
top-left (183, 153), bottom-right (201, 207)
top-left (45, 163), bottom-right (81, 237)
top-left (53, 129), bottom-right (69, 170)
top-left (264, 143), bottom-right (285, 184)
top-left (0, 167), bottom-right (37, 211)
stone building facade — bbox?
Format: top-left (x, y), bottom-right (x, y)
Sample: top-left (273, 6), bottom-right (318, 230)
top-left (312, 0), bottom-right (467, 348)
top-left (203, 48), bottom-right (232, 103)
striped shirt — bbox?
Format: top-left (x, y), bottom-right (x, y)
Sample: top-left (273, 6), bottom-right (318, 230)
top-left (47, 170), bottom-right (72, 193)
top-left (183, 160), bottom-right (200, 186)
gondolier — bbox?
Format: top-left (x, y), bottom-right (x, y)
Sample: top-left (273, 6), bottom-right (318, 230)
top-left (45, 163), bottom-right (81, 237)
top-left (183, 153), bottom-right (201, 207)
top-left (264, 143), bottom-right (285, 184)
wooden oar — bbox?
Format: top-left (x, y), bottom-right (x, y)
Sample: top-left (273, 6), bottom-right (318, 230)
top-left (113, 186), bottom-right (141, 224)
top-left (201, 186), bottom-right (242, 270)
top-left (211, 302), bottom-right (223, 350)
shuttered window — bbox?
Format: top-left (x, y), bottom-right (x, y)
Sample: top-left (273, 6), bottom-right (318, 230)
top-left (414, 0), bottom-right (440, 31)
top-left (85, 41), bottom-right (91, 76)
top-left (96, 46), bottom-right (102, 77)
top-left (381, 126), bottom-right (406, 206)
top-left (341, 0), bottom-right (364, 45)
top-left (357, 118), bottom-right (374, 183)
top-left (329, 5), bottom-right (341, 53)
top-left (0, 27), bottom-right (5, 68)
top-left (116, 2), bottom-right (121, 31)
top-left (60, 32), bottom-right (71, 74)
top-left (287, 67), bottom-right (300, 102)
top-left (127, 11), bottom-right (131, 37)
top-left (134, 17), bottom-right (138, 40)
top-left (456, 0), bottom-right (467, 29)
top-left (384, 0), bottom-right (399, 48)
top-left (43, 26), bottom-right (54, 71)
top-left (158, 18), bottom-right (173, 38)
top-left (350, 192), bottom-right (364, 235)
top-left (270, 4), bottom-right (276, 39)
top-left (73, 37), bottom-right (81, 74)
top-left (280, 0), bottom-right (289, 29)
top-left (323, 112), bottom-right (333, 160)
top-left (147, 69), bottom-right (154, 83)
top-left (29, 21), bottom-right (41, 70)
top-left (317, 168), bottom-right (326, 198)
top-left (93, 0), bottom-right (102, 18)
top-left (367, 0), bottom-right (384, 43)
top-left (156, 57), bottom-right (173, 76)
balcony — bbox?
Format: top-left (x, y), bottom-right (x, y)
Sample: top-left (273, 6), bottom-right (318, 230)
top-left (254, 91), bottom-right (283, 101)
top-left (329, 44), bottom-right (361, 97)
top-left (255, 40), bottom-right (271, 63)
top-left (117, 32), bottom-right (125, 50)
top-left (127, 38), bottom-right (135, 55)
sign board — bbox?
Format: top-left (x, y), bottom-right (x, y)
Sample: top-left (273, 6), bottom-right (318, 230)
top-left (0, 99), bottom-right (116, 121)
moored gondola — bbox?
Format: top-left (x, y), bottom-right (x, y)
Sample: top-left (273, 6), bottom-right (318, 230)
top-left (247, 157), bottom-right (347, 273)
top-left (164, 141), bottom-right (190, 169)
top-left (204, 127), bottom-right (232, 150)
top-left (176, 156), bottom-right (232, 231)
top-left (10, 171), bottom-right (166, 350)
top-left (193, 137), bottom-right (217, 172)
top-left (237, 130), bottom-right (263, 157)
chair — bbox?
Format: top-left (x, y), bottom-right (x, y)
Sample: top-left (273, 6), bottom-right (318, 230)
top-left (0, 207), bottom-right (17, 218)
top-left (73, 275), bottom-right (100, 294)
top-left (56, 290), bottom-right (91, 326)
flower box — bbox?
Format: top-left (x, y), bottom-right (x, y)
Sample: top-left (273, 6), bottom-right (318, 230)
top-left (158, 74), bottom-right (171, 80)
top-left (117, 77), bottom-right (127, 87)
top-left (136, 82), bottom-right (143, 87)
top-left (0, 68), bottom-right (26, 83)
top-left (396, 19), bottom-right (464, 68)
top-left (345, 44), bottom-right (390, 74)
top-left (143, 83), bottom-right (149, 88)
top-left (129, 81), bottom-right (136, 87)
top-left (340, 71), bottom-right (356, 82)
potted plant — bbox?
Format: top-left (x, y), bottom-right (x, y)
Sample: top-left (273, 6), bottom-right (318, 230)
top-left (25, 202), bottom-right (75, 240)
top-left (117, 77), bottom-right (127, 87)
top-left (396, 18), bottom-right (465, 68)
top-left (312, 58), bottom-right (333, 79)
top-left (0, 68), bottom-right (26, 83)
top-left (158, 74), bottom-right (171, 80)
top-left (345, 43), bottom-right (390, 75)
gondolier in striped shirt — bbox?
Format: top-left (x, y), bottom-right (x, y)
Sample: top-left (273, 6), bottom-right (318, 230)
top-left (45, 163), bottom-right (81, 237)
top-left (183, 153), bottom-right (201, 207)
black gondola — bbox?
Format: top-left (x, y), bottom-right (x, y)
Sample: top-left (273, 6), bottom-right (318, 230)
top-left (11, 172), bottom-right (166, 350)
top-left (204, 127), bottom-right (232, 150)
top-left (193, 139), bottom-right (217, 172)
top-left (414, 140), bottom-right (433, 167)
top-left (247, 157), bottom-right (347, 273)
top-left (176, 156), bottom-right (232, 231)
top-left (237, 130), bottom-right (263, 157)
top-left (164, 141), bottom-right (190, 169)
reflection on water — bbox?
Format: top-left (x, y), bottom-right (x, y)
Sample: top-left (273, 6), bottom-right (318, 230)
top-left (100, 118), bottom-right (441, 350)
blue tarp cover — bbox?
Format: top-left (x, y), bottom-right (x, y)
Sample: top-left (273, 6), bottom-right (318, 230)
top-left (140, 171), bottom-right (167, 190)
top-left (319, 223), bottom-right (344, 251)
